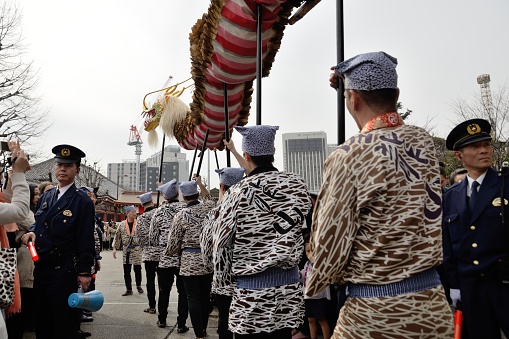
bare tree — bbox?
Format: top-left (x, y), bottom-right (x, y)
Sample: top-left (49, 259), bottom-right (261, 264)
top-left (450, 81), bottom-right (509, 169)
top-left (77, 160), bottom-right (104, 189)
top-left (0, 2), bottom-right (50, 147)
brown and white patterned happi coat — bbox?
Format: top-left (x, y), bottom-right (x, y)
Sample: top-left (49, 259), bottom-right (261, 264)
top-left (308, 124), bottom-right (453, 338)
top-left (166, 201), bottom-right (213, 276)
top-left (113, 219), bottom-right (143, 265)
top-left (214, 170), bottom-right (312, 334)
top-left (135, 208), bottom-right (159, 262)
top-left (150, 201), bottom-right (186, 269)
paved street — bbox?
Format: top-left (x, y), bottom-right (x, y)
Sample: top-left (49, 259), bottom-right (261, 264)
top-left (23, 249), bottom-right (219, 339)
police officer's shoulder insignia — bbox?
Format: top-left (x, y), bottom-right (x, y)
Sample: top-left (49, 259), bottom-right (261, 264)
top-left (492, 197), bottom-right (508, 207)
top-left (63, 210), bottom-right (72, 217)
top-left (42, 202), bottom-right (48, 210)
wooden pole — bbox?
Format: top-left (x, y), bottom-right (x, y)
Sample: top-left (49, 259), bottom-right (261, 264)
top-left (256, 4), bottom-right (262, 125)
top-left (196, 129), bottom-right (210, 176)
top-left (336, 0), bottom-right (345, 145)
top-left (156, 134), bottom-right (166, 207)
top-left (188, 143), bottom-right (199, 181)
top-left (224, 83), bottom-right (231, 167)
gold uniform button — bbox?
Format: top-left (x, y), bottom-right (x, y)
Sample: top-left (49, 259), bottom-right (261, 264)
top-left (44, 222), bottom-right (48, 225)
top-left (473, 260), bottom-right (479, 265)
top-left (63, 220), bottom-right (67, 223)
top-left (39, 234), bottom-right (43, 238)
top-left (470, 225), bottom-right (476, 230)
top-left (472, 243), bottom-right (478, 248)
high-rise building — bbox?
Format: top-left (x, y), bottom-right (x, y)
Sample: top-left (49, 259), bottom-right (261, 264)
top-left (282, 131), bottom-right (327, 193)
top-left (107, 145), bottom-right (188, 194)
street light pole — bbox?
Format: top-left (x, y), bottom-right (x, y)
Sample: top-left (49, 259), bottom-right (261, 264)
top-left (116, 169), bottom-right (119, 200)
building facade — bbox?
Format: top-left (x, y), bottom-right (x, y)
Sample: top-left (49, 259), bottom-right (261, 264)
top-left (107, 145), bottom-right (188, 194)
top-left (282, 131), bottom-right (327, 193)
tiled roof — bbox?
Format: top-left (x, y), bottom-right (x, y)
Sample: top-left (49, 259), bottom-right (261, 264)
top-left (27, 159), bottom-right (124, 199)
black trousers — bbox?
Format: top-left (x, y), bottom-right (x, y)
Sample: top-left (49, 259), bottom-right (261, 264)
top-left (123, 263), bottom-right (142, 290)
top-left (33, 259), bottom-right (81, 339)
top-left (144, 261), bottom-right (158, 308)
top-left (235, 328), bottom-right (292, 339)
top-left (461, 278), bottom-right (509, 339)
top-left (157, 266), bottom-right (188, 327)
top-left (183, 274), bottom-right (213, 338)
top-left (215, 293), bottom-right (233, 339)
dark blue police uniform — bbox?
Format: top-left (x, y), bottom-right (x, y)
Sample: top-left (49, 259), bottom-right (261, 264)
top-left (443, 119), bottom-right (509, 338)
top-left (29, 145), bottom-right (95, 339)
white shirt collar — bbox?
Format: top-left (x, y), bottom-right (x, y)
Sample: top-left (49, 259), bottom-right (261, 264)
top-left (466, 171), bottom-right (487, 196)
top-left (57, 183), bottom-right (73, 200)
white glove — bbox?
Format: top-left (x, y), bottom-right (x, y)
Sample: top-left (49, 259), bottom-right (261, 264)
top-left (449, 288), bottom-right (461, 308)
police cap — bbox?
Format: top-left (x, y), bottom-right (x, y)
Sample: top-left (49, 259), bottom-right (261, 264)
top-left (446, 119), bottom-right (492, 151)
top-left (52, 144), bottom-right (86, 164)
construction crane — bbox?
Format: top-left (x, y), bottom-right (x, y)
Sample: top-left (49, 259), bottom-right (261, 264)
top-left (128, 125), bottom-right (143, 191)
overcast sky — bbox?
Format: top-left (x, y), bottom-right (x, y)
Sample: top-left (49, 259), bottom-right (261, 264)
top-left (15, 0), bottom-right (509, 188)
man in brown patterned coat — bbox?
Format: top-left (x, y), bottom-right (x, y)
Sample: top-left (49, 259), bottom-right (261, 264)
top-left (112, 205), bottom-right (143, 296)
top-left (307, 52), bottom-right (453, 338)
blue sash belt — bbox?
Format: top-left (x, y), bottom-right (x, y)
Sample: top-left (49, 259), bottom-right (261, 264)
top-left (182, 247), bottom-right (201, 253)
top-left (236, 266), bottom-right (299, 290)
top-left (347, 267), bottom-right (441, 298)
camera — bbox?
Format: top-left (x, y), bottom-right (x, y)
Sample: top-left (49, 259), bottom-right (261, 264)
top-left (7, 153), bottom-right (29, 166)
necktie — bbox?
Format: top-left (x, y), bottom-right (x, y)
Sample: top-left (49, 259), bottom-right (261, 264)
top-left (50, 189), bottom-right (60, 207)
top-left (469, 181), bottom-right (480, 213)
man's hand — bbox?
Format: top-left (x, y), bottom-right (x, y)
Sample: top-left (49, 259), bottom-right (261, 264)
top-left (112, 248), bottom-right (117, 259)
top-left (192, 174), bottom-right (202, 185)
top-left (329, 66), bottom-right (341, 90)
top-left (450, 288), bottom-right (461, 308)
top-left (95, 260), bottom-right (101, 272)
top-left (21, 232), bottom-right (36, 246)
top-left (223, 138), bottom-right (237, 153)
top-left (8, 140), bottom-right (30, 173)
top-left (77, 276), bottom-right (92, 292)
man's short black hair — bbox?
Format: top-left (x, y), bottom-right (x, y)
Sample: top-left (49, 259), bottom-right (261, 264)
top-left (353, 88), bottom-right (398, 112)
top-left (250, 154), bottom-right (275, 167)
top-left (184, 193), bottom-right (199, 201)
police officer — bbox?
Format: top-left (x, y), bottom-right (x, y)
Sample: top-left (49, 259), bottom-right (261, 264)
top-left (22, 144), bottom-right (96, 339)
top-left (443, 119), bottom-right (509, 338)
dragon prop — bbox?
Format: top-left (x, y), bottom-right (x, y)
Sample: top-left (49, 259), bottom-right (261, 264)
top-left (142, 0), bottom-right (321, 150)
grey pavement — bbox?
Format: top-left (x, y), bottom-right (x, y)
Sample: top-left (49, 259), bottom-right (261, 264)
top-left (24, 249), bottom-right (219, 339)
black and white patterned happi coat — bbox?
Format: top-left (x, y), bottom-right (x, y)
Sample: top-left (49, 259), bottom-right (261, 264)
top-left (149, 201), bottom-right (186, 268)
top-left (214, 170), bottom-right (312, 334)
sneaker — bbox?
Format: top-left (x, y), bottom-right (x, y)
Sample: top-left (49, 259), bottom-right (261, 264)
top-left (156, 320), bottom-right (166, 328)
top-left (137, 286), bottom-right (144, 294)
top-left (80, 315), bottom-right (93, 323)
top-left (144, 307), bottom-right (156, 314)
top-left (122, 290), bottom-right (133, 296)
top-left (177, 325), bottom-right (189, 333)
